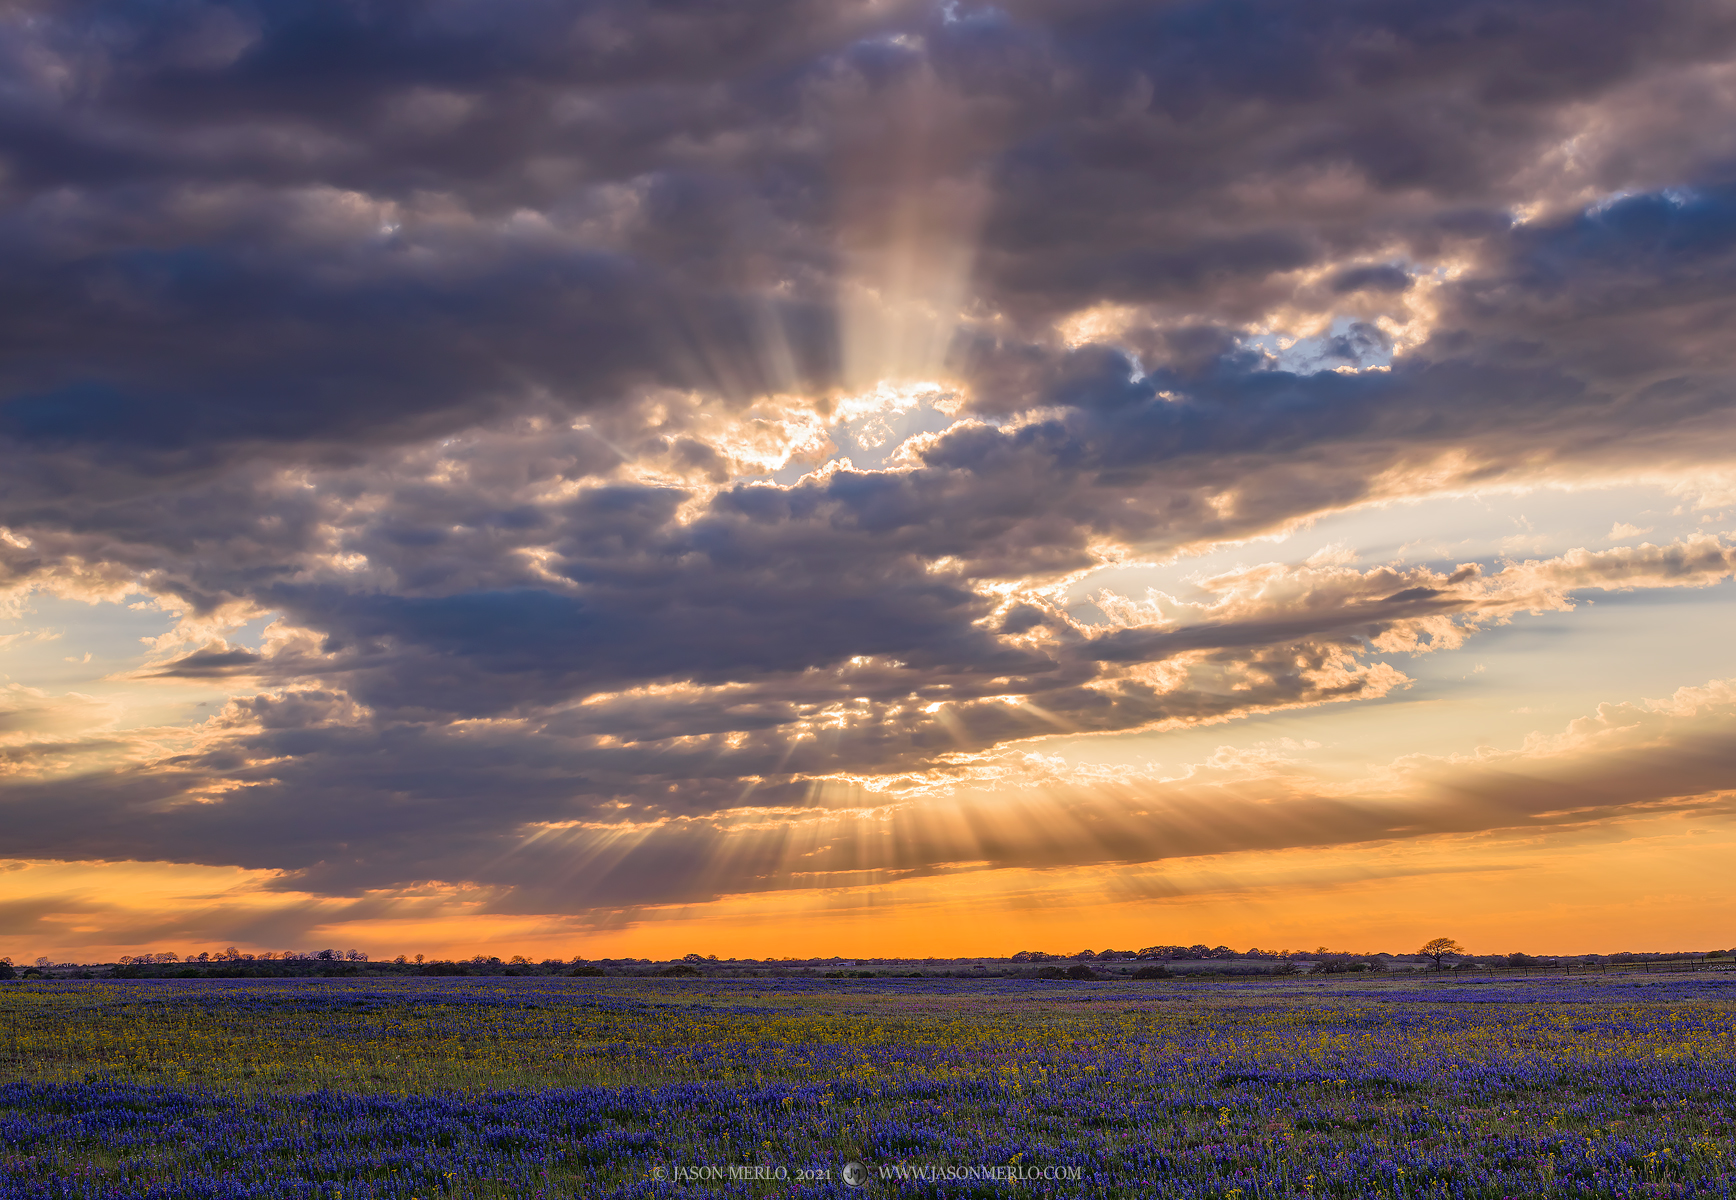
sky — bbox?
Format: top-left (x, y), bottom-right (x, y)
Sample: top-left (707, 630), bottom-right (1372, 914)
top-left (3, 0), bottom-right (1736, 964)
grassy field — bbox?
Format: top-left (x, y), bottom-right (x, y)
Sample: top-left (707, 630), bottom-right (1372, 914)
top-left (1, 972), bottom-right (1733, 1197)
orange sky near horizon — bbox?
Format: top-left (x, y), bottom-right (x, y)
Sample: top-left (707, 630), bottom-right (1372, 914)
top-left (7, 803), bottom-right (1731, 964)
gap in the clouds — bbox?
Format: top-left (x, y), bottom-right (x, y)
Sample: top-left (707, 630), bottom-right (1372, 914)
top-left (1048, 484), bottom-right (1733, 778)
top-left (0, 592), bottom-right (277, 729)
top-left (827, 393), bottom-right (963, 473)
top-left (752, 386), bottom-right (970, 484)
top-left (1383, 578), bottom-right (1736, 746)
top-left (1063, 482), bottom-right (1716, 621)
top-left (1039, 579), bottom-right (1736, 786)
top-left (1239, 314), bottom-right (1397, 374)
top-left (220, 613), bottom-right (277, 652)
top-left (0, 593), bottom-right (175, 687)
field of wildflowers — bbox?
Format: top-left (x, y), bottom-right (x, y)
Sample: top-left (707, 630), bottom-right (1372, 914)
top-left (1, 972), bottom-right (1732, 1198)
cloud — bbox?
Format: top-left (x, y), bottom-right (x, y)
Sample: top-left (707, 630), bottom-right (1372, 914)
top-left (7, 670), bottom-right (1734, 923)
top-left (2, 0), bottom-right (1736, 943)
top-left (0, 531), bottom-right (1731, 906)
top-left (135, 642), bottom-right (264, 679)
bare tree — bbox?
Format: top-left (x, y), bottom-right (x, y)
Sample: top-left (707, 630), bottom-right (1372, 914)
top-left (1418, 937), bottom-right (1464, 968)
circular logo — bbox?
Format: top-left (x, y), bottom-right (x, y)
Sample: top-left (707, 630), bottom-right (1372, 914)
top-left (841, 1160), bottom-right (869, 1187)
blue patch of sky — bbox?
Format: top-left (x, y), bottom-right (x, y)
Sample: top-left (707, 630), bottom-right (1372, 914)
top-left (1240, 315), bottom-right (1394, 374)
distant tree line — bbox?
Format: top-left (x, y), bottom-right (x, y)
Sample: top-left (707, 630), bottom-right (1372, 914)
top-left (116, 948), bottom-right (369, 965)
top-left (7, 944), bottom-right (1735, 981)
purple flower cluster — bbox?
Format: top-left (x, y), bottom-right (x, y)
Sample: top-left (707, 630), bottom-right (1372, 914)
top-left (0, 974), bottom-right (1730, 1197)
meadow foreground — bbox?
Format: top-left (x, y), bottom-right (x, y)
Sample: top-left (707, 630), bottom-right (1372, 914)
top-left (1, 973), bottom-right (1732, 1198)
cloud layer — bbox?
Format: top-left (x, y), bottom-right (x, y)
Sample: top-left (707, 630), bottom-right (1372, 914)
top-left (3, 0), bottom-right (1736, 948)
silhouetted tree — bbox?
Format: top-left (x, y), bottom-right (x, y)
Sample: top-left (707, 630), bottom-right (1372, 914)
top-left (1418, 937), bottom-right (1464, 968)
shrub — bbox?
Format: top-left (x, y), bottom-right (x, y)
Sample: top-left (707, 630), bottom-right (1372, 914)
top-left (567, 964), bottom-right (605, 977)
top-left (1065, 964), bottom-right (1097, 980)
top-left (1132, 965), bottom-right (1170, 980)
top-left (660, 964), bottom-right (701, 977)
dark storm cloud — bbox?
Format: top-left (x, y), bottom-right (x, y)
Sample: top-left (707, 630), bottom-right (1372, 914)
top-left (0, 0), bottom-right (907, 484)
top-left (970, 0), bottom-right (1736, 318)
top-left (3, 0), bottom-right (1731, 475)
top-left (5, 0), bottom-right (1736, 911)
